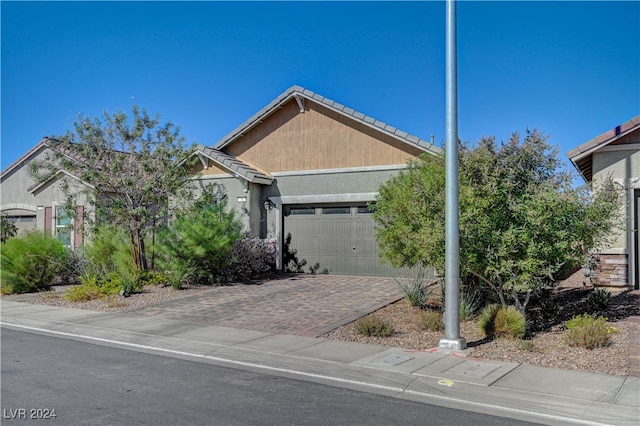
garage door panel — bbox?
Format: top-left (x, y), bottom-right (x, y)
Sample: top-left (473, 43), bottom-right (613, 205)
top-left (285, 204), bottom-right (400, 276)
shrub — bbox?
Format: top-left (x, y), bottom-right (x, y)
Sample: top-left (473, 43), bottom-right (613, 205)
top-left (138, 270), bottom-right (170, 287)
top-left (477, 304), bottom-right (501, 337)
top-left (0, 232), bottom-right (68, 294)
top-left (564, 313), bottom-right (615, 349)
top-left (394, 266), bottom-right (438, 309)
top-left (459, 285), bottom-right (482, 321)
top-left (59, 248), bottom-right (89, 284)
top-left (65, 278), bottom-right (103, 302)
top-left (419, 310), bottom-right (444, 331)
top-left (1, 216), bottom-right (18, 243)
top-left (157, 196), bottom-right (242, 285)
top-left (222, 236), bottom-right (276, 282)
top-left (64, 272), bottom-right (141, 301)
top-left (478, 304), bottom-right (526, 339)
top-left (494, 305), bottom-right (526, 338)
top-left (586, 287), bottom-right (612, 312)
top-left (355, 315), bottom-right (394, 337)
top-left (84, 225), bottom-right (137, 277)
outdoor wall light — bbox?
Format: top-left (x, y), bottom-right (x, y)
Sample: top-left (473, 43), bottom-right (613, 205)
top-left (37, 205), bottom-right (44, 211)
top-left (237, 196), bottom-right (247, 203)
top-left (264, 199), bottom-right (274, 211)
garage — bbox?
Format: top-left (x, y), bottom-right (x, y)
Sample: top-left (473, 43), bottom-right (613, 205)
top-left (283, 203), bottom-right (399, 276)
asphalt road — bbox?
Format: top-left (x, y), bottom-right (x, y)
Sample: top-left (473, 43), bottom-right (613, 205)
top-left (1, 328), bottom-right (539, 426)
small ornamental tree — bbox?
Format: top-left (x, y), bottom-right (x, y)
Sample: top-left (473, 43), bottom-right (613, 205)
top-left (373, 130), bottom-right (621, 314)
top-left (29, 106), bottom-right (195, 271)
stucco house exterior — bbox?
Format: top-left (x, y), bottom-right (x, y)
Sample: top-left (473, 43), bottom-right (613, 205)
top-left (567, 115), bottom-right (640, 290)
top-left (185, 85), bottom-right (442, 276)
top-left (0, 139), bottom-right (91, 248)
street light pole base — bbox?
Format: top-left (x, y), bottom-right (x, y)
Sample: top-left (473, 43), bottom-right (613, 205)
top-left (438, 337), bottom-right (467, 351)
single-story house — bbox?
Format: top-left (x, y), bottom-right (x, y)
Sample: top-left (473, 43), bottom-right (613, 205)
top-left (0, 138), bottom-right (90, 248)
top-left (185, 85), bottom-right (442, 276)
top-left (567, 115), bottom-right (640, 290)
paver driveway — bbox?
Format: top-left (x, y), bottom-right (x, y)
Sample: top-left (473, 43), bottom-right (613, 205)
top-left (126, 275), bottom-right (402, 337)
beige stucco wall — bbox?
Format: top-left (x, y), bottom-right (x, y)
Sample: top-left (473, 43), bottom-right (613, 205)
top-left (1, 146), bottom-right (91, 244)
top-left (592, 141), bottom-right (640, 250)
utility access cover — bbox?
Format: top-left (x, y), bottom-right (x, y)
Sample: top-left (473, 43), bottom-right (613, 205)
top-left (372, 353), bottom-right (414, 366)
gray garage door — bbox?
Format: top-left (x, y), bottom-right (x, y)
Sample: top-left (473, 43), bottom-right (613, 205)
top-left (283, 204), bottom-right (400, 276)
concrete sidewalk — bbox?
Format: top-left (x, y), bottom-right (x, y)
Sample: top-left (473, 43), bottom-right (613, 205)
top-left (1, 300), bottom-right (638, 426)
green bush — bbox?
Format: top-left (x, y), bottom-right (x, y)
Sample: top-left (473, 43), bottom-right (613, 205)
top-left (0, 232), bottom-right (68, 294)
top-left (355, 315), bottom-right (394, 337)
top-left (65, 278), bottom-right (103, 301)
top-left (157, 193), bottom-right (242, 286)
top-left (586, 288), bottom-right (612, 312)
top-left (84, 225), bottom-right (137, 277)
top-left (494, 305), bottom-right (526, 338)
top-left (138, 270), bottom-right (170, 287)
top-left (564, 313), bottom-right (615, 349)
top-left (478, 304), bottom-right (526, 339)
top-left (419, 310), bottom-right (444, 331)
top-left (394, 266), bottom-right (437, 309)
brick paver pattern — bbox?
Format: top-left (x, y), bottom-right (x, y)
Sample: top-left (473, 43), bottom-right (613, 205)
top-left (125, 275), bottom-right (402, 337)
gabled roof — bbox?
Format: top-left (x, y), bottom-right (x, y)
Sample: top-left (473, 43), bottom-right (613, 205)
top-left (0, 139), bottom-right (49, 180)
top-left (567, 115), bottom-right (640, 182)
top-left (188, 144), bottom-right (274, 185)
top-left (214, 85), bottom-right (442, 155)
top-left (27, 169), bottom-right (95, 194)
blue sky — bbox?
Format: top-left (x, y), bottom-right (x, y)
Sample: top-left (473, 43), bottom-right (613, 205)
top-left (2, 1), bottom-right (639, 175)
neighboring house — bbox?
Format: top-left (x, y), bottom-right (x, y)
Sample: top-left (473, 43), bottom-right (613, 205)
top-left (185, 85), bottom-right (442, 276)
top-left (568, 115), bottom-right (640, 290)
top-left (0, 138), bottom-right (90, 248)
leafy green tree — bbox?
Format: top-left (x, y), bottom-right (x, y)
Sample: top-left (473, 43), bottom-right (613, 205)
top-left (157, 184), bottom-right (243, 287)
top-left (373, 130), bottom-right (621, 313)
top-left (1, 216), bottom-right (18, 243)
top-left (29, 106), bottom-right (195, 271)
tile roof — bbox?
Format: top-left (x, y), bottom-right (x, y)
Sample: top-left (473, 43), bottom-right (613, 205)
top-left (193, 144), bottom-right (273, 185)
top-left (567, 115), bottom-right (640, 182)
top-left (214, 85), bottom-right (442, 155)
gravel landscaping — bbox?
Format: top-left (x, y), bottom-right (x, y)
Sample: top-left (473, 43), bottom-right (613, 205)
top-left (3, 272), bottom-right (638, 377)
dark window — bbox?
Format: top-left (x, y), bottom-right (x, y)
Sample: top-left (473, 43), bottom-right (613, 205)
top-left (322, 207), bottom-right (350, 215)
top-left (289, 207), bottom-right (316, 215)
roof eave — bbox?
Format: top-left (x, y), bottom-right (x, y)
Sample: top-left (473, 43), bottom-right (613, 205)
top-left (214, 85), bottom-right (442, 156)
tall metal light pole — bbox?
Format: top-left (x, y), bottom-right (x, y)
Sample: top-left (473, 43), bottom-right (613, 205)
top-left (439, 0), bottom-right (466, 351)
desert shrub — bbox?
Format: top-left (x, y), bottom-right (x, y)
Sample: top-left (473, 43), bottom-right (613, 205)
top-left (478, 304), bottom-right (526, 339)
top-left (65, 277), bottom-right (103, 301)
top-left (157, 196), bottom-right (242, 286)
top-left (459, 285), bottom-right (482, 320)
top-left (441, 282), bottom-right (486, 320)
top-left (477, 304), bottom-right (501, 337)
top-left (59, 248), bottom-right (89, 284)
top-left (395, 265), bottom-right (438, 309)
top-left (494, 305), bottom-right (526, 338)
top-left (84, 225), bottom-right (137, 277)
top-left (355, 315), bottom-right (394, 337)
top-left (65, 271), bottom-right (142, 301)
top-left (222, 235), bottom-right (276, 282)
top-left (419, 310), bottom-right (444, 331)
top-left (586, 287), bottom-right (612, 312)
top-left (138, 270), bottom-right (170, 287)
top-left (564, 313), bottom-right (615, 349)
top-left (0, 232), bottom-right (67, 294)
